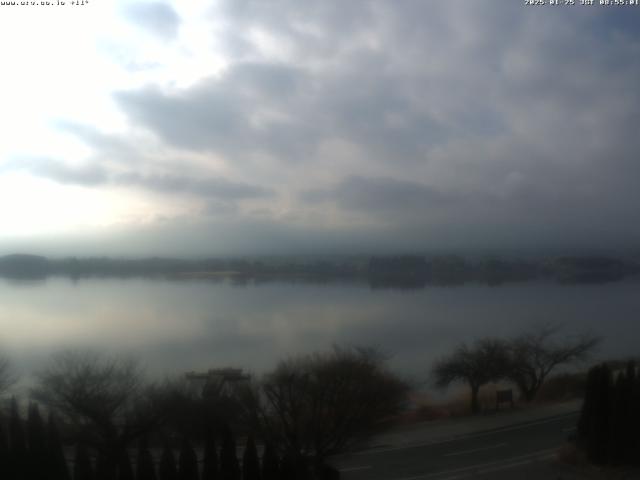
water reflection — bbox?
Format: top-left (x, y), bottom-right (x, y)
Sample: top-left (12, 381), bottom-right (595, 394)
top-left (0, 277), bottom-right (638, 385)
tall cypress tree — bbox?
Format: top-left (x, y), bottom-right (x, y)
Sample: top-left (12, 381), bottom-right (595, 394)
top-left (95, 453), bottom-right (106, 480)
top-left (588, 364), bottom-right (612, 464)
top-left (73, 443), bottom-right (94, 480)
top-left (578, 362), bottom-right (640, 467)
top-left (260, 443), bottom-right (279, 480)
top-left (10, 397), bottom-right (27, 480)
top-left (625, 361), bottom-right (636, 384)
top-left (578, 365), bottom-right (599, 442)
top-left (219, 425), bottom-right (240, 480)
top-left (159, 442), bottom-right (178, 480)
top-left (628, 362), bottom-right (640, 466)
top-left (242, 436), bottom-right (260, 480)
top-left (27, 403), bottom-right (47, 452)
top-left (314, 462), bottom-right (340, 480)
top-left (623, 361), bottom-right (637, 464)
top-left (27, 403), bottom-right (48, 479)
top-left (95, 452), bottom-right (116, 480)
top-left (178, 437), bottom-right (199, 480)
top-left (278, 452), bottom-right (297, 480)
top-left (608, 372), bottom-right (626, 465)
top-left (117, 449), bottom-right (135, 480)
top-left (202, 430), bottom-right (219, 480)
top-left (136, 436), bottom-right (157, 480)
top-left (0, 423), bottom-right (10, 480)
top-left (47, 414), bottom-right (71, 480)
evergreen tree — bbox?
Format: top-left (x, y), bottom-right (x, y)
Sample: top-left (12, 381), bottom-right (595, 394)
top-left (136, 436), bottom-right (157, 480)
top-left (10, 397), bottom-right (27, 480)
top-left (27, 403), bottom-right (47, 453)
top-left (95, 453), bottom-right (114, 480)
top-left (587, 364), bottom-right (612, 464)
top-left (73, 443), bottom-right (94, 480)
top-left (47, 414), bottom-right (71, 480)
top-left (202, 431), bottom-right (219, 480)
top-left (278, 451), bottom-right (311, 480)
top-left (242, 436), bottom-right (260, 480)
top-left (117, 450), bottom-right (134, 480)
top-left (178, 437), bottom-right (199, 480)
top-left (623, 361), bottom-right (637, 464)
top-left (159, 442), bottom-right (178, 480)
top-left (625, 360), bottom-right (636, 384)
top-left (219, 425), bottom-right (240, 480)
top-left (260, 443), bottom-right (278, 480)
top-left (608, 372), bottom-right (627, 465)
top-left (628, 362), bottom-right (640, 466)
top-left (278, 452), bottom-right (297, 480)
top-left (577, 362), bottom-right (640, 467)
top-left (577, 365), bottom-right (599, 441)
top-left (314, 462), bottom-right (340, 480)
top-left (27, 403), bottom-right (48, 479)
top-left (0, 423), bottom-right (10, 480)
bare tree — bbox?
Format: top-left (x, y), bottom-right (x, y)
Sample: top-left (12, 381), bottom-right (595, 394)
top-left (432, 338), bottom-right (511, 414)
top-left (507, 326), bottom-right (600, 402)
top-left (31, 350), bottom-right (161, 475)
top-left (237, 346), bottom-right (409, 468)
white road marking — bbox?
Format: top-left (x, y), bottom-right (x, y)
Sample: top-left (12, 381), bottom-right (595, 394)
top-left (436, 456), bottom-right (556, 480)
top-left (476, 454), bottom-right (555, 474)
top-left (340, 465), bottom-right (372, 472)
top-left (352, 412), bottom-right (578, 456)
top-left (391, 447), bottom-right (559, 480)
top-left (443, 442), bottom-right (507, 457)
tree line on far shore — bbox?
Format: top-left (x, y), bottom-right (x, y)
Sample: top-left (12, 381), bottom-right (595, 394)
top-left (1, 253), bottom-right (637, 287)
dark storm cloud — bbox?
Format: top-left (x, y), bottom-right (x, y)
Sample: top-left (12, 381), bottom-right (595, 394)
top-left (34, 161), bottom-right (107, 186)
top-left (113, 62), bottom-right (317, 160)
top-left (6, 157), bottom-right (271, 201)
top-left (5, 157), bottom-right (108, 186)
top-left (55, 121), bottom-right (134, 161)
top-left (114, 85), bottom-right (245, 153)
top-left (214, 0), bottom-right (380, 60)
top-left (44, 121), bottom-right (275, 201)
top-left (114, 172), bottom-right (272, 200)
top-left (301, 176), bottom-right (451, 213)
top-left (109, 3), bottom-right (538, 167)
top-left (124, 2), bottom-right (180, 40)
top-left (114, 55), bottom-right (454, 165)
top-left (106, 1), bottom-right (640, 252)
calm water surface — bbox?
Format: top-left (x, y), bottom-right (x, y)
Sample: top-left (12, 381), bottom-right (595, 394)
top-left (0, 277), bottom-right (638, 387)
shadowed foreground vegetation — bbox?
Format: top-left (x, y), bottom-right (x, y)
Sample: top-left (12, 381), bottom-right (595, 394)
top-left (0, 327), bottom-right (605, 478)
top-left (0, 346), bottom-right (409, 480)
top-left (575, 361), bottom-right (640, 467)
top-left (432, 326), bottom-right (599, 413)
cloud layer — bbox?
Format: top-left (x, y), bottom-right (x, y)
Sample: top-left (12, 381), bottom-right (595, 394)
top-left (2, 1), bottom-right (640, 254)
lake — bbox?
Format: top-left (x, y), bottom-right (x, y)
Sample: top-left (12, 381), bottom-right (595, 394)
top-left (1, 276), bottom-right (638, 391)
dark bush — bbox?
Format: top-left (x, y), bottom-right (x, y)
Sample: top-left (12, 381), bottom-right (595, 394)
top-left (202, 431), bottom-right (219, 480)
top-left (178, 437), bottom-right (199, 480)
top-left (242, 436), bottom-right (260, 480)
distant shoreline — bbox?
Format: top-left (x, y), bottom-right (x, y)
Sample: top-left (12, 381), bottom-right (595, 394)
top-left (0, 253), bottom-right (638, 288)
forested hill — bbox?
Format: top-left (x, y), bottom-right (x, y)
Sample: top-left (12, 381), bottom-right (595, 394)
top-left (0, 253), bottom-right (638, 287)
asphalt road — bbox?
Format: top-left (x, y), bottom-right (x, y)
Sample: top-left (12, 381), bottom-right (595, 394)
top-left (332, 413), bottom-right (579, 480)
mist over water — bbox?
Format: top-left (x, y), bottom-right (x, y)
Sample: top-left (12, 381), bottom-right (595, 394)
top-left (1, 277), bottom-right (638, 389)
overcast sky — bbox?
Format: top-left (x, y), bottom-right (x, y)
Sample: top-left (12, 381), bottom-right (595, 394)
top-left (0, 0), bottom-right (639, 256)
